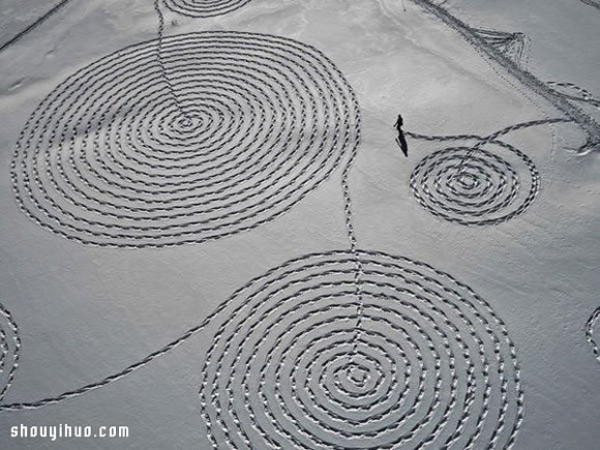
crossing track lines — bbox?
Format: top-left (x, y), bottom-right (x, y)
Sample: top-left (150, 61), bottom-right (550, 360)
top-left (11, 31), bottom-right (360, 247)
top-left (470, 28), bottom-right (527, 66)
top-left (547, 81), bottom-right (600, 111)
top-left (408, 0), bottom-right (600, 153)
top-left (199, 250), bottom-right (524, 449)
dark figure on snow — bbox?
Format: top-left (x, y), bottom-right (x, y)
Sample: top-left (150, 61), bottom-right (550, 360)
top-left (394, 114), bottom-right (409, 157)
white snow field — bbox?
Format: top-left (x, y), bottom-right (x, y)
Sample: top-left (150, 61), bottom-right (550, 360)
top-left (0, 0), bottom-right (598, 448)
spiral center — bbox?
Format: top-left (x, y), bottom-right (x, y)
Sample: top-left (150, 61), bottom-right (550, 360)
top-left (455, 173), bottom-right (478, 190)
top-left (347, 365), bottom-right (369, 387)
top-left (178, 116), bottom-right (194, 129)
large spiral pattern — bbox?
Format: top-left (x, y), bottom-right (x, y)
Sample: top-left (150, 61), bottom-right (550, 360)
top-left (0, 303), bottom-right (20, 403)
top-left (11, 31), bottom-right (360, 247)
top-left (410, 140), bottom-right (540, 226)
top-left (163, 0), bottom-right (252, 17)
top-left (199, 250), bottom-right (523, 449)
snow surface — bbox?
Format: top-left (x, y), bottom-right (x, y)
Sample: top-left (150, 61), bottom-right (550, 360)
top-left (0, 0), bottom-right (598, 448)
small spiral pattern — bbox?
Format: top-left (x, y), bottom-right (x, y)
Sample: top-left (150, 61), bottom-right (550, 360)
top-left (163, 0), bottom-right (252, 17)
top-left (410, 141), bottom-right (540, 226)
top-left (199, 250), bottom-right (523, 449)
top-left (0, 303), bottom-right (20, 403)
top-left (11, 32), bottom-right (360, 247)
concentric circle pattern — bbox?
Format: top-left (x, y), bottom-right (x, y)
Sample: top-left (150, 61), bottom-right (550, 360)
top-left (163, 0), bottom-right (252, 17)
top-left (0, 303), bottom-right (20, 403)
top-left (11, 31), bottom-right (360, 247)
top-left (199, 250), bottom-right (523, 449)
top-left (410, 141), bottom-right (540, 226)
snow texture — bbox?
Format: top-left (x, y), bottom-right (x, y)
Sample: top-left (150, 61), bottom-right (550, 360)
top-left (0, 0), bottom-right (599, 448)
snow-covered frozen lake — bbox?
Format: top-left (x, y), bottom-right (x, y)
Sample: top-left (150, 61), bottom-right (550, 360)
top-left (0, 0), bottom-right (598, 448)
